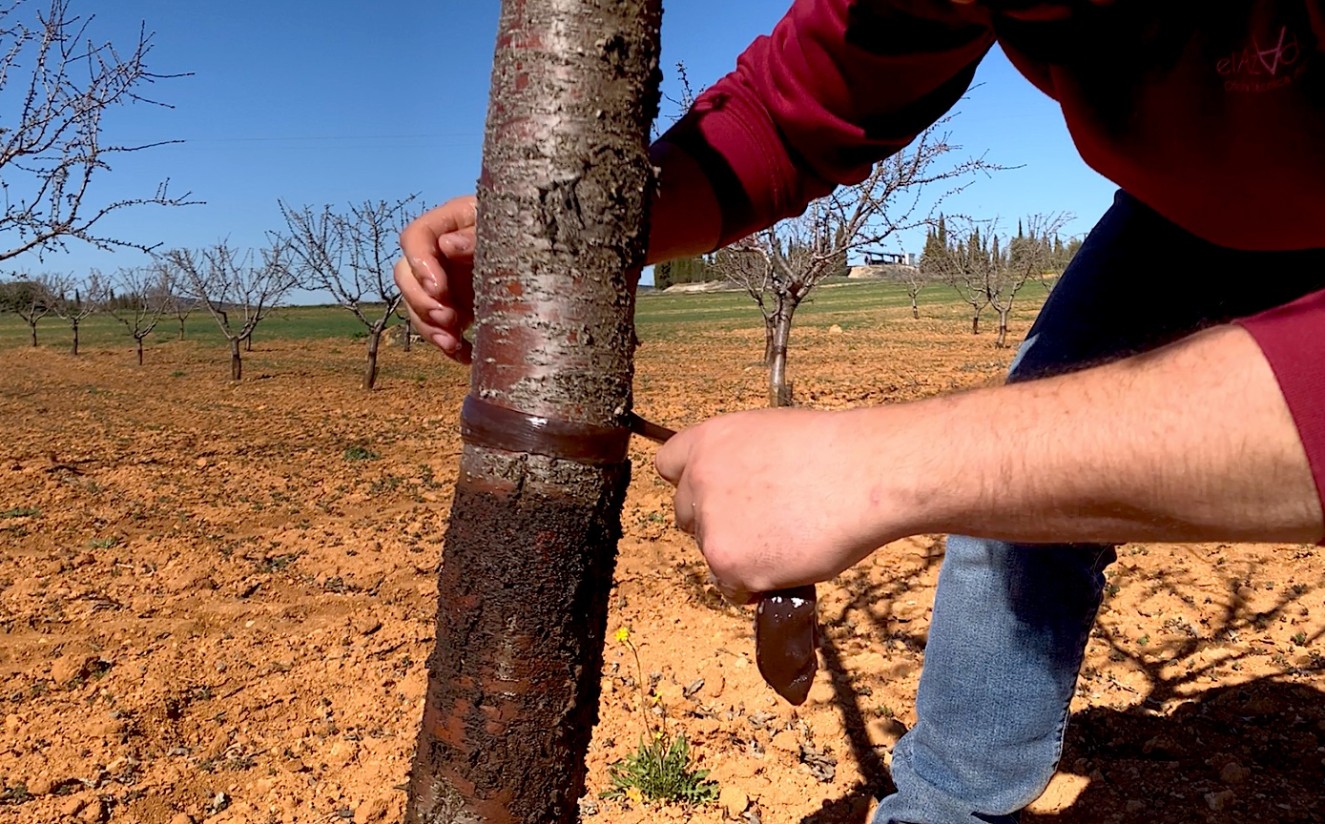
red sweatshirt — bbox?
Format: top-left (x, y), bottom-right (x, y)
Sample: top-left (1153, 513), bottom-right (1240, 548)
top-left (659, 0), bottom-right (1325, 515)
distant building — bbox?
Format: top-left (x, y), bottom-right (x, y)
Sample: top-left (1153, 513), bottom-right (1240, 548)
top-left (863, 251), bottom-right (916, 267)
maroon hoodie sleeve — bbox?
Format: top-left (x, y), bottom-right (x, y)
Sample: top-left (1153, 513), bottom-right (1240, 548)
top-left (658, 0), bottom-right (995, 247)
top-left (1236, 290), bottom-right (1325, 517)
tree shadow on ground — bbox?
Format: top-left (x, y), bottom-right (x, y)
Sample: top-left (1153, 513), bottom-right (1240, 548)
top-left (797, 543), bottom-right (1325, 824)
top-left (1028, 677), bottom-right (1325, 824)
top-left (799, 538), bottom-right (943, 824)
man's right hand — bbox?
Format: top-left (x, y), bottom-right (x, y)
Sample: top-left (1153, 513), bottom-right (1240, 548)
top-left (396, 195), bottom-right (478, 364)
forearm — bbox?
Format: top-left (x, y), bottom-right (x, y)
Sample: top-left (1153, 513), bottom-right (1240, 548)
top-left (860, 324), bottom-right (1324, 545)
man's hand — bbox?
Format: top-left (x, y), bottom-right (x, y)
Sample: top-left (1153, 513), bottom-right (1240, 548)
top-left (654, 326), bottom-right (1323, 603)
top-left (396, 196), bottom-right (477, 363)
top-left (654, 408), bottom-right (901, 601)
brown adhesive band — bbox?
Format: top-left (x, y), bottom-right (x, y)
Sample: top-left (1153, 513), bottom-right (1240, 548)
top-left (460, 395), bottom-right (632, 465)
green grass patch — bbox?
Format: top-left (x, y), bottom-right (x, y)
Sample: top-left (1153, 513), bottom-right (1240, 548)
top-left (343, 444), bottom-right (380, 462)
top-left (635, 279), bottom-right (971, 340)
top-left (0, 304), bottom-right (390, 351)
top-left (603, 732), bottom-right (718, 806)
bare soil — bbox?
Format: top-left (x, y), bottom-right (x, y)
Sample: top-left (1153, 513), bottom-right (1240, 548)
top-left (2, 304), bottom-right (1323, 824)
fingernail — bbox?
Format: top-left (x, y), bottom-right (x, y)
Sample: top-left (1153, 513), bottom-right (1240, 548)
top-left (432, 332), bottom-right (456, 352)
top-left (411, 258), bottom-right (442, 297)
top-left (428, 308), bottom-right (454, 327)
top-left (439, 232), bottom-right (473, 255)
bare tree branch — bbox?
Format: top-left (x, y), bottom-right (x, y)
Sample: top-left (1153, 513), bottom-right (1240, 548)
top-left (0, 0), bottom-right (198, 262)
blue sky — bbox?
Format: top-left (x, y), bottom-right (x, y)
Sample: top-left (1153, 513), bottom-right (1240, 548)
top-left (7, 1), bottom-right (1115, 293)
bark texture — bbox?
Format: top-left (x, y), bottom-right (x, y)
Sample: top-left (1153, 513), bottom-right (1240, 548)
top-left (768, 308), bottom-right (793, 408)
top-left (406, 1), bottom-right (661, 821)
top-left (365, 326), bottom-right (382, 390)
top-left (229, 339), bottom-right (242, 381)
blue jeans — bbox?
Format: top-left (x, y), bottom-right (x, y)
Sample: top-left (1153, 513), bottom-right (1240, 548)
top-left (873, 191), bottom-right (1325, 824)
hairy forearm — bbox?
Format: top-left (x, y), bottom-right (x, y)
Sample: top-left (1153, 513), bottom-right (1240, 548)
top-left (859, 324), bottom-right (1324, 546)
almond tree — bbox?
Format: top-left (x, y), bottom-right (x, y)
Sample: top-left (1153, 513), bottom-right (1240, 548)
top-left (711, 122), bottom-right (999, 407)
top-left (107, 265), bottom-right (170, 364)
top-left (930, 214), bottom-right (1067, 346)
top-left (167, 240), bottom-right (295, 380)
top-left (405, 0), bottom-right (661, 820)
top-left (48, 270), bottom-right (107, 354)
top-left (0, 0), bottom-right (195, 263)
top-left (1, 275), bottom-right (55, 346)
top-left (935, 222), bottom-right (993, 336)
top-left (279, 196), bottom-right (416, 389)
top-left (890, 262), bottom-right (936, 320)
top-left (161, 278), bottom-right (198, 340)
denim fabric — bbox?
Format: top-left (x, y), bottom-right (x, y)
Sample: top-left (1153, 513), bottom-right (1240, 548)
top-left (873, 191), bottom-right (1325, 824)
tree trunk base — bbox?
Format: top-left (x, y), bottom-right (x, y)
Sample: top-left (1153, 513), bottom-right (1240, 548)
top-left (407, 447), bottom-right (628, 824)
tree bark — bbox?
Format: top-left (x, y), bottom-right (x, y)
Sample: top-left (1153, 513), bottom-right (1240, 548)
top-left (996, 309), bottom-right (1009, 348)
top-left (230, 338), bottom-right (242, 381)
top-left (401, 317), bottom-right (413, 352)
top-left (244, 332), bottom-right (253, 352)
top-left (177, 317), bottom-right (186, 340)
top-left (971, 312), bottom-right (981, 335)
top-left (768, 306), bottom-right (794, 408)
top-left (71, 321), bottom-right (79, 356)
top-left (364, 327), bottom-right (382, 390)
top-left (137, 337), bottom-right (144, 366)
top-left (910, 295), bottom-right (920, 319)
top-left (29, 323), bottom-right (37, 347)
top-left (405, 1), bottom-right (660, 822)
top-left (763, 322), bottom-right (775, 367)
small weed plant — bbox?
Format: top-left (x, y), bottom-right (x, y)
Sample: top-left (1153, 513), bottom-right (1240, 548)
top-left (343, 444), bottom-right (380, 461)
top-left (602, 627), bottom-right (718, 807)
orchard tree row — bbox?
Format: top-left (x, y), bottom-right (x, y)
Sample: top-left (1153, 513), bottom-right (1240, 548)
top-left (0, 195), bottom-right (417, 387)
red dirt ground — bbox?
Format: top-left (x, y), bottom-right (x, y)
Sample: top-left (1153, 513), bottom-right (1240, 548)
top-left (2, 304), bottom-right (1324, 823)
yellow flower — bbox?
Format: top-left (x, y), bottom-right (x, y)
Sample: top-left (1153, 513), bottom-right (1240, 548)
top-left (615, 626), bottom-right (630, 643)
top-left (626, 786), bottom-right (644, 806)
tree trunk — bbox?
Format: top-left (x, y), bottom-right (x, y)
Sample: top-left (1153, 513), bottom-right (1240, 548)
top-left (768, 306), bottom-right (794, 408)
top-left (230, 338), bottom-right (242, 381)
top-left (763, 322), bottom-right (775, 367)
top-left (177, 316), bottom-right (186, 340)
top-left (71, 321), bottom-right (79, 356)
top-left (364, 327), bottom-right (382, 390)
top-left (137, 338), bottom-right (144, 366)
top-left (404, 1), bottom-right (660, 822)
top-left (910, 294), bottom-right (920, 319)
top-left (971, 312), bottom-right (981, 335)
top-left (244, 332), bottom-right (253, 352)
top-left (401, 317), bottom-right (413, 352)
top-left (29, 323), bottom-right (37, 347)
top-left (996, 309), bottom-right (1009, 348)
